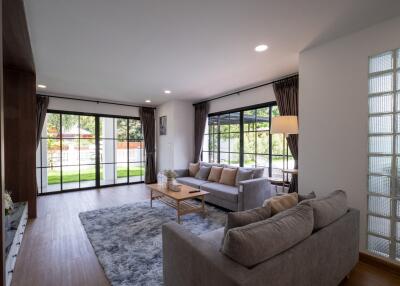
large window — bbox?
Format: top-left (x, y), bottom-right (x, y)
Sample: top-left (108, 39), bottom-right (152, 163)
top-left (367, 50), bottom-right (400, 261)
top-left (202, 103), bottom-right (294, 177)
top-left (36, 111), bottom-right (145, 194)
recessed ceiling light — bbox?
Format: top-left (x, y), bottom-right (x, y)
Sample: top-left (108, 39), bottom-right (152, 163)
top-left (37, 84), bottom-right (47, 89)
top-left (254, 44), bottom-right (268, 52)
top-left (164, 90), bottom-right (171, 94)
top-left (145, 100), bottom-right (151, 103)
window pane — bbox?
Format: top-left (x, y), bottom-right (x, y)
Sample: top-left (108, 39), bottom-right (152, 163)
top-left (129, 162), bottom-right (143, 183)
top-left (256, 155), bottom-right (269, 169)
top-left (100, 139), bottom-right (115, 163)
top-left (368, 215), bottom-right (391, 237)
top-left (369, 175), bottom-right (391, 195)
top-left (368, 235), bottom-right (390, 258)
top-left (61, 114), bottom-right (79, 138)
top-left (202, 152), bottom-right (210, 163)
top-left (80, 116), bottom-right (95, 139)
top-left (100, 164), bottom-right (115, 186)
top-left (257, 132), bottom-right (269, 154)
top-left (369, 73), bottom-right (393, 94)
top-left (116, 163), bottom-right (128, 184)
top-left (243, 110), bottom-right (255, 131)
top-left (369, 115), bottom-right (393, 134)
top-left (116, 118), bottom-right (128, 139)
top-left (272, 134), bottom-right (284, 155)
top-left (229, 112), bottom-right (240, 132)
top-left (209, 116), bottom-right (218, 133)
top-left (62, 165), bottom-right (80, 190)
top-left (229, 133), bottom-right (240, 153)
top-left (220, 152), bottom-right (229, 164)
top-left (368, 195), bottom-right (391, 216)
top-left (272, 156), bottom-right (284, 171)
top-left (116, 140), bottom-right (128, 162)
top-left (211, 134), bottom-right (219, 152)
top-left (369, 136), bottom-right (392, 154)
top-left (47, 139), bottom-right (61, 167)
top-left (128, 141), bottom-right (142, 162)
top-left (369, 156), bottom-right (391, 175)
top-left (271, 106), bottom-right (280, 117)
top-left (47, 167), bottom-right (61, 192)
top-left (62, 139), bottom-right (79, 166)
top-left (369, 94), bottom-right (393, 114)
top-left (219, 114), bottom-right (230, 133)
top-left (99, 117), bottom-right (114, 139)
top-left (220, 134), bottom-right (229, 152)
top-left (202, 135), bottom-right (209, 151)
top-left (80, 165), bottom-right (96, 188)
top-left (229, 153), bottom-right (240, 166)
top-left (244, 154), bottom-right (255, 168)
top-left (129, 119), bottom-right (142, 140)
top-left (46, 113), bottom-right (60, 138)
top-left (369, 51), bottom-right (393, 73)
top-left (244, 132), bottom-right (255, 153)
top-left (256, 108), bottom-right (269, 131)
top-left (80, 139), bottom-right (96, 164)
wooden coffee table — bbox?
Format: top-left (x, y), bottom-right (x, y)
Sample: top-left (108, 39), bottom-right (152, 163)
top-left (147, 184), bottom-right (209, 224)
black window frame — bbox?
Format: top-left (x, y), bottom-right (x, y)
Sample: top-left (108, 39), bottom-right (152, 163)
top-left (36, 109), bottom-right (145, 195)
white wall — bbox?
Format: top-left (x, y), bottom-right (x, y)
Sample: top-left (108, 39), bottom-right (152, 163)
top-left (299, 16), bottom-right (400, 251)
top-left (208, 85), bottom-right (276, 114)
top-left (156, 100), bottom-right (194, 171)
top-left (48, 97), bottom-right (140, 117)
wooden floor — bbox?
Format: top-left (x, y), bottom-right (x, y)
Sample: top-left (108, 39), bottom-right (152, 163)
top-left (11, 184), bottom-right (400, 286)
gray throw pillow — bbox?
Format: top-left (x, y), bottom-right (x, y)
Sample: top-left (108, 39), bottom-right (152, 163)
top-left (221, 205), bottom-right (314, 268)
top-left (235, 168), bottom-right (254, 186)
top-left (223, 205), bottom-right (271, 240)
top-left (252, 168), bottom-right (265, 178)
top-left (298, 191), bottom-right (316, 202)
top-left (195, 166), bottom-right (212, 180)
top-left (299, 190), bottom-right (347, 229)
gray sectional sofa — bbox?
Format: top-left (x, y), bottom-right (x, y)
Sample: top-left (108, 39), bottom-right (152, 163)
top-left (175, 163), bottom-right (271, 211)
top-left (162, 190), bottom-right (360, 286)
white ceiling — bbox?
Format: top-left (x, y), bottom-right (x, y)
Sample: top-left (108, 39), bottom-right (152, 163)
top-left (25, 0), bottom-right (400, 106)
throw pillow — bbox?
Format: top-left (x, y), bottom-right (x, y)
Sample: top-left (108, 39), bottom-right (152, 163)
top-left (224, 205), bottom-right (272, 239)
top-left (195, 166), bottom-right (212, 180)
top-left (263, 192), bottom-right (299, 215)
top-left (188, 162), bottom-right (200, 177)
top-left (252, 168), bottom-right (265, 178)
top-left (235, 168), bottom-right (254, 186)
top-left (208, 166), bottom-right (223, 182)
top-left (219, 168), bottom-right (238, 186)
top-left (298, 191), bottom-right (316, 202)
top-left (299, 190), bottom-right (348, 229)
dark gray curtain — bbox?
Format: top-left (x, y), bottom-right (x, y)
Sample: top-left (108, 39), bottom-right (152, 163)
top-left (194, 102), bottom-right (209, 162)
top-left (140, 107), bottom-right (157, 184)
top-left (273, 75), bottom-right (299, 193)
top-left (36, 95), bottom-right (49, 147)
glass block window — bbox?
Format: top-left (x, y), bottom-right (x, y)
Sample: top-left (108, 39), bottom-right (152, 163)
top-left (368, 49), bottom-right (400, 262)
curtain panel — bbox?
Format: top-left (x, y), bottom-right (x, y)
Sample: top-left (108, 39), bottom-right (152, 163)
top-left (139, 107), bottom-right (157, 184)
top-left (36, 95), bottom-right (49, 147)
top-left (273, 75), bottom-right (299, 193)
top-left (194, 102), bottom-right (209, 163)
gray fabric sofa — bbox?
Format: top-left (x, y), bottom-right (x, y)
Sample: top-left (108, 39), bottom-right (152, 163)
top-left (175, 163), bottom-right (271, 211)
top-left (162, 207), bottom-right (360, 286)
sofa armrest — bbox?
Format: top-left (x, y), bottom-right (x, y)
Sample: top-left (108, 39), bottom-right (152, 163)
top-left (162, 222), bottom-right (248, 286)
top-left (174, 169), bottom-right (189, 178)
top-left (238, 178), bottom-right (271, 211)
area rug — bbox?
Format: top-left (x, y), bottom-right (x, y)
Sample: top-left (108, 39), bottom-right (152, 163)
top-left (79, 201), bottom-right (226, 286)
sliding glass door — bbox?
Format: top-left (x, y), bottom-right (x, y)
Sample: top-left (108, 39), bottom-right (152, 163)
top-left (36, 111), bottom-right (145, 194)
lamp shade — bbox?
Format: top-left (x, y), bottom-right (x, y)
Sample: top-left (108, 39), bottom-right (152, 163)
top-left (271, 116), bottom-right (298, 135)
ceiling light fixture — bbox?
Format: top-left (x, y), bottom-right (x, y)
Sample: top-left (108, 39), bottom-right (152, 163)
top-left (164, 90), bottom-right (171, 94)
top-left (145, 100), bottom-right (151, 103)
top-left (37, 84), bottom-right (47, 89)
top-left (254, 44), bottom-right (268, 52)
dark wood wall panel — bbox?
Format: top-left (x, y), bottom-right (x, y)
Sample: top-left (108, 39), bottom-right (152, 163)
top-left (4, 69), bottom-right (36, 218)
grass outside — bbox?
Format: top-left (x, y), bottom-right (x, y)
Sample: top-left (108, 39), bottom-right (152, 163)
top-left (47, 167), bottom-right (144, 185)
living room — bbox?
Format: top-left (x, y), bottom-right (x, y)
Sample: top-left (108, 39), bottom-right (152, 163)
top-left (2, 0), bottom-right (400, 286)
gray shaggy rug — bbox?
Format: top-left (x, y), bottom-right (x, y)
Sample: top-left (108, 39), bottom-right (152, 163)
top-left (79, 201), bottom-right (226, 286)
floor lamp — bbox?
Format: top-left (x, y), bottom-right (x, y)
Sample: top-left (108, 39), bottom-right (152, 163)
top-left (271, 115), bottom-right (298, 172)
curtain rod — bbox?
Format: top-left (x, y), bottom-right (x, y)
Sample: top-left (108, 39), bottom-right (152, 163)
top-left (193, 73), bottom-right (298, 106)
top-left (38, 94), bottom-right (156, 109)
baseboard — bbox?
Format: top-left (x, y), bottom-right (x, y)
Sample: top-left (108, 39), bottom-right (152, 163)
top-left (359, 251), bottom-right (400, 276)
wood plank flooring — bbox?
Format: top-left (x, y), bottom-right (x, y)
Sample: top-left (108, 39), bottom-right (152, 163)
top-left (11, 184), bottom-right (400, 286)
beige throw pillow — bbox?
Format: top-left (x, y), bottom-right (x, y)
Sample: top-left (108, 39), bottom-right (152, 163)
top-left (188, 162), bottom-right (200, 177)
top-left (263, 193), bottom-right (299, 215)
top-left (219, 168), bottom-right (238, 186)
top-left (208, 166), bottom-right (223, 182)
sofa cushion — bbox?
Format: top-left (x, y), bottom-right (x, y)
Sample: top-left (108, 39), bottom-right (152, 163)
top-left (235, 168), bottom-right (254, 186)
top-left (200, 162), bottom-right (225, 168)
top-left (224, 205), bottom-right (272, 239)
top-left (298, 191), bottom-right (316, 202)
top-left (263, 192), bottom-right (298, 215)
top-left (219, 168), bottom-right (238, 186)
top-left (200, 182), bottom-right (238, 203)
top-left (195, 166), bottom-right (212, 180)
top-left (199, 228), bottom-right (224, 248)
top-left (221, 204), bottom-right (314, 268)
top-left (208, 166), bottom-right (223, 182)
top-left (300, 190), bottom-right (348, 229)
top-left (175, 177), bottom-right (208, 189)
top-left (252, 168), bottom-right (265, 178)
top-left (188, 162), bottom-right (200, 177)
